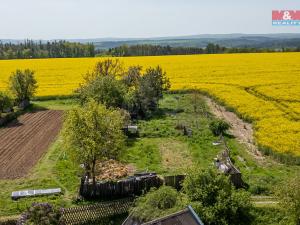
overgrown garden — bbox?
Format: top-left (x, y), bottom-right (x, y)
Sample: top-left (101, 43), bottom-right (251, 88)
top-left (1, 60), bottom-right (300, 225)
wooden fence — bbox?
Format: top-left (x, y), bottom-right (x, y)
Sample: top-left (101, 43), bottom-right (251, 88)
top-left (164, 175), bottom-right (186, 190)
top-left (80, 173), bottom-right (163, 200)
top-left (0, 199), bottom-right (133, 225)
top-left (61, 197), bottom-right (134, 225)
top-left (3, 175), bottom-right (186, 225)
top-left (215, 136), bottom-right (245, 188)
top-left (79, 174), bottom-right (186, 200)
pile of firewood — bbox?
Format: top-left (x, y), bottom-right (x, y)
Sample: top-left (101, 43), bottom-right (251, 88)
top-left (95, 159), bottom-right (131, 181)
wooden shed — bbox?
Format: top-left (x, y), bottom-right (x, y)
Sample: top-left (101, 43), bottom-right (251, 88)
top-left (122, 206), bottom-right (204, 225)
top-left (122, 125), bottom-right (139, 137)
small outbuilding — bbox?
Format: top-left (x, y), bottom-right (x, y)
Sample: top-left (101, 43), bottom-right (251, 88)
top-left (122, 125), bottom-right (139, 137)
top-left (214, 147), bottom-right (244, 188)
top-left (122, 205), bottom-right (204, 225)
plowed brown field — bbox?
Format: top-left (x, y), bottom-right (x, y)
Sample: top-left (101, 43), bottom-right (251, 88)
top-left (0, 110), bottom-right (63, 179)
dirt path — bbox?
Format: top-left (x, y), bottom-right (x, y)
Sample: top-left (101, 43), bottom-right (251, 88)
top-left (204, 97), bottom-right (265, 162)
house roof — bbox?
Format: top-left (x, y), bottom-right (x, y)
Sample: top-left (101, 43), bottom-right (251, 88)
top-left (122, 206), bottom-right (204, 225)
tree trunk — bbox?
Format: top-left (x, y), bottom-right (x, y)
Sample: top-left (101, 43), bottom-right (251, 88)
top-left (85, 163), bottom-right (91, 181)
top-left (92, 157), bottom-right (96, 188)
top-left (19, 99), bottom-right (30, 110)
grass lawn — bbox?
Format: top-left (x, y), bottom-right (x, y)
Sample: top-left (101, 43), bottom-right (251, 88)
top-left (32, 98), bottom-right (79, 110)
top-left (122, 93), bottom-right (300, 196)
top-left (0, 138), bottom-right (80, 217)
top-left (0, 93), bottom-right (299, 224)
top-left (121, 94), bottom-right (221, 175)
top-left (0, 99), bottom-right (80, 217)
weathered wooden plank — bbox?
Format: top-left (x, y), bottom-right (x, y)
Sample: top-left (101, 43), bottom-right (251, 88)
top-left (11, 188), bottom-right (61, 200)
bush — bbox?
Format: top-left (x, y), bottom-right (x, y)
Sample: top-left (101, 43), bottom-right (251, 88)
top-left (17, 203), bottom-right (64, 225)
top-left (251, 206), bottom-right (289, 225)
top-left (182, 168), bottom-right (253, 225)
top-left (209, 119), bottom-right (230, 136)
top-left (276, 177), bottom-right (300, 225)
top-left (0, 91), bottom-right (13, 117)
top-left (130, 186), bottom-right (187, 223)
top-left (8, 69), bottom-right (37, 104)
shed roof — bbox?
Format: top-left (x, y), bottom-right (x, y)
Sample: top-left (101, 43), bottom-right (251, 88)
top-left (122, 206), bottom-right (204, 225)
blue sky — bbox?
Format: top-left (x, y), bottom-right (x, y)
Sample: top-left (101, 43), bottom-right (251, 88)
top-left (1, 0), bottom-right (300, 39)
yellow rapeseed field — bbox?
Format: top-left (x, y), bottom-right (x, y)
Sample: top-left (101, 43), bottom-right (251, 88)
top-left (0, 53), bottom-right (299, 157)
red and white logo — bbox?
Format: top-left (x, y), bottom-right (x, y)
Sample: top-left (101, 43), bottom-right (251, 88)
top-left (272, 10), bottom-right (300, 20)
top-left (272, 10), bottom-right (300, 25)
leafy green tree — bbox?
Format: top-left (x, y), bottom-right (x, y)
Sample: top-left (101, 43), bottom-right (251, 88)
top-left (90, 59), bottom-right (124, 78)
top-left (0, 91), bottom-right (13, 117)
top-left (77, 61), bottom-right (170, 119)
top-left (183, 168), bottom-right (253, 225)
top-left (142, 66), bottom-right (171, 99)
top-left (78, 75), bottom-right (127, 108)
top-left (130, 186), bottom-right (187, 223)
top-left (209, 119), bottom-right (230, 137)
top-left (62, 100), bottom-right (125, 185)
top-left (8, 69), bottom-right (38, 105)
top-left (122, 66), bottom-right (142, 88)
top-left (77, 59), bottom-right (127, 108)
top-left (133, 66), bottom-right (171, 118)
top-left (276, 177), bottom-right (300, 225)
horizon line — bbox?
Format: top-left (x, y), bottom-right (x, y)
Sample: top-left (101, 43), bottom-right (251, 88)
top-left (1, 32), bottom-right (300, 41)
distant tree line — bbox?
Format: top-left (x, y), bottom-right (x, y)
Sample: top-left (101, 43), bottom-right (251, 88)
top-left (104, 43), bottom-right (300, 57)
top-left (107, 44), bottom-right (205, 56)
top-left (2, 41), bottom-right (300, 59)
top-left (0, 40), bottom-right (95, 59)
